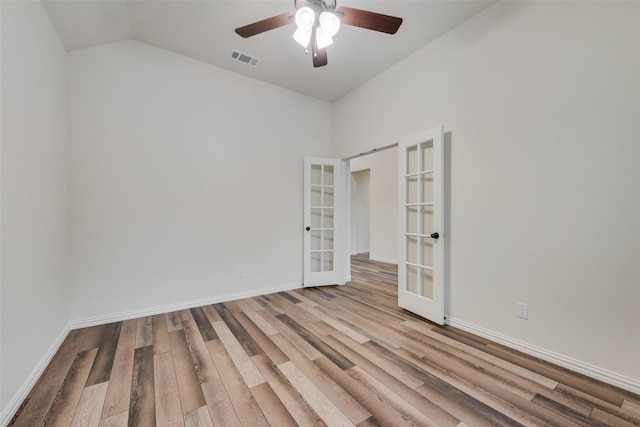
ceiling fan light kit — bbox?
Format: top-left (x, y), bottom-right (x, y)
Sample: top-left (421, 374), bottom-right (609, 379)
top-left (292, 5), bottom-right (340, 50)
top-left (235, 0), bottom-right (403, 68)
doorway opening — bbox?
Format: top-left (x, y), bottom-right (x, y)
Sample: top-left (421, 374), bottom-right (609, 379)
top-left (350, 169), bottom-right (370, 256)
top-left (348, 146), bottom-right (399, 266)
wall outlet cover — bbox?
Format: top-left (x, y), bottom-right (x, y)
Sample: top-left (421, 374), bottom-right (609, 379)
top-left (517, 302), bottom-right (529, 319)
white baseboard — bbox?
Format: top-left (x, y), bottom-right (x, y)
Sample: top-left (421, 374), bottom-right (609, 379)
top-left (0, 324), bottom-right (70, 427)
top-left (350, 250), bottom-right (370, 256)
top-left (446, 316), bottom-right (640, 395)
top-left (368, 255), bottom-right (398, 265)
top-left (69, 282), bottom-right (303, 329)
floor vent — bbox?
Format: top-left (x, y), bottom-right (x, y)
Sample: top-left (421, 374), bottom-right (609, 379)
top-left (230, 50), bottom-right (259, 66)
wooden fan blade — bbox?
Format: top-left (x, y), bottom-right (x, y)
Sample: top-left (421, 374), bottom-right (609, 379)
top-left (336, 6), bottom-right (403, 34)
top-left (235, 12), bottom-right (294, 38)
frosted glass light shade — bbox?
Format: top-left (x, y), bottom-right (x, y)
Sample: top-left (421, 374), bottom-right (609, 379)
top-left (295, 7), bottom-right (315, 30)
top-left (319, 11), bottom-right (340, 37)
top-left (293, 27), bottom-right (312, 48)
top-left (315, 27), bottom-right (333, 49)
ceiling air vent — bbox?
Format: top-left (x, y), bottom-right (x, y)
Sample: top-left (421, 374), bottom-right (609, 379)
top-left (230, 50), bottom-right (259, 67)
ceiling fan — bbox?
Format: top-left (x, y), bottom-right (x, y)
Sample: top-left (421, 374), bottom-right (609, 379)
top-left (235, 0), bottom-right (403, 68)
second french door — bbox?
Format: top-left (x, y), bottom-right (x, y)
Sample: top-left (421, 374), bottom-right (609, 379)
top-left (398, 126), bottom-right (445, 325)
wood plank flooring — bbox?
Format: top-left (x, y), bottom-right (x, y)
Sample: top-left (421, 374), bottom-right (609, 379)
top-left (10, 254), bottom-right (640, 426)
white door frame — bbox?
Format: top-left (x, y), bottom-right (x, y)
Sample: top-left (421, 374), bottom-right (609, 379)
top-left (340, 161), bottom-right (351, 284)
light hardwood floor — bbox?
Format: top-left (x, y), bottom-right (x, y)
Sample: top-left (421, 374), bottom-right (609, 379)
top-left (10, 254), bottom-right (640, 426)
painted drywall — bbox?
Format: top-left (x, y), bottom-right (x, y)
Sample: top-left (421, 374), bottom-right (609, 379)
top-left (0, 0), bottom-right (70, 413)
top-left (350, 148), bottom-right (399, 264)
top-left (334, 1), bottom-right (640, 385)
top-left (68, 40), bottom-right (333, 321)
top-left (350, 169), bottom-right (370, 255)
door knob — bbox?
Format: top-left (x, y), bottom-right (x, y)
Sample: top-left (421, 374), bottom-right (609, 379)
top-left (306, 226), bottom-right (311, 231)
top-left (430, 232), bottom-right (439, 239)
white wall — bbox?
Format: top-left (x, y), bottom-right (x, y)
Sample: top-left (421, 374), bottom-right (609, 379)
top-left (68, 40), bottom-right (333, 321)
top-left (350, 169), bottom-right (370, 254)
top-left (1, 0), bottom-right (70, 415)
top-left (334, 1), bottom-right (640, 388)
top-left (350, 148), bottom-right (398, 263)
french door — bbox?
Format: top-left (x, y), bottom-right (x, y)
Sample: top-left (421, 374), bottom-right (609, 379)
top-left (398, 126), bottom-right (445, 325)
top-left (303, 157), bottom-right (342, 286)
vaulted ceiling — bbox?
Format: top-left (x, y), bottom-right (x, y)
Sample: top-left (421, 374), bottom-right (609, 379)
top-left (42, 0), bottom-right (495, 102)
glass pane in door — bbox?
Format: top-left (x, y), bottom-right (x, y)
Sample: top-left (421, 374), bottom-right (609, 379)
top-left (420, 206), bottom-right (434, 236)
top-left (311, 231), bottom-right (322, 251)
top-left (323, 230), bottom-right (334, 250)
top-left (420, 175), bottom-right (434, 203)
top-left (311, 186), bottom-right (322, 206)
top-left (323, 186), bottom-right (334, 207)
top-left (407, 265), bottom-right (418, 294)
top-left (323, 165), bottom-right (334, 185)
top-left (406, 236), bottom-right (418, 264)
top-left (323, 208), bottom-right (334, 228)
top-left (406, 145), bottom-right (418, 174)
top-left (406, 206), bottom-right (418, 234)
top-left (311, 164), bottom-right (322, 185)
top-left (420, 268), bottom-right (434, 299)
top-left (406, 176), bottom-right (418, 204)
top-left (311, 208), bottom-right (322, 228)
top-left (420, 238), bottom-right (433, 267)
top-left (311, 252), bottom-right (321, 272)
top-left (420, 140), bottom-right (434, 170)
top-left (323, 251), bottom-right (334, 271)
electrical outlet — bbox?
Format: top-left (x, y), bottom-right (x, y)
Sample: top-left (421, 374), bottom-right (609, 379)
top-left (517, 302), bottom-right (528, 319)
top-left (238, 267), bottom-right (245, 279)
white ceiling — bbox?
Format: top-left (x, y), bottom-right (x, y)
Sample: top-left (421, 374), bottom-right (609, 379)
top-left (42, 0), bottom-right (495, 102)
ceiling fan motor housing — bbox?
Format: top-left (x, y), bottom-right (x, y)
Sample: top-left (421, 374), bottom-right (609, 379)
top-left (295, 0), bottom-right (337, 12)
